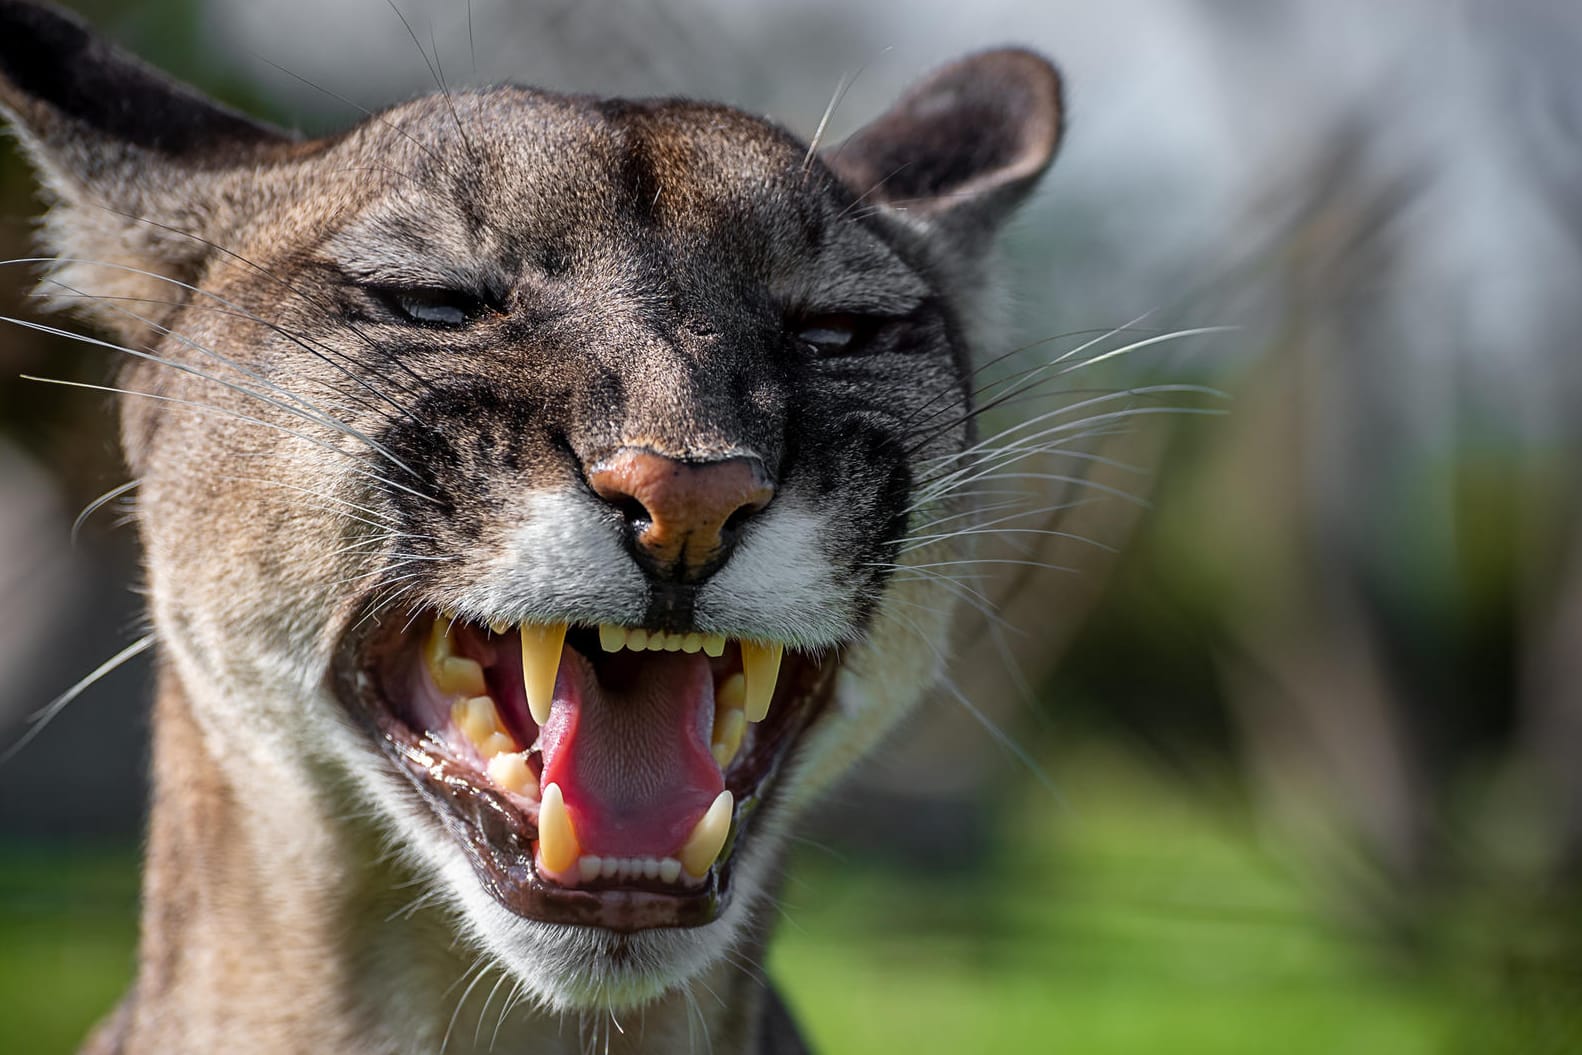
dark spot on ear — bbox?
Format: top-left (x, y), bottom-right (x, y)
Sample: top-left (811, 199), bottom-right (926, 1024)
top-left (0, 0), bottom-right (284, 157)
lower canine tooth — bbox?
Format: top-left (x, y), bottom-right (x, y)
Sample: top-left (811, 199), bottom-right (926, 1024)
top-left (679, 789), bottom-right (733, 878)
top-left (519, 622), bottom-right (567, 727)
top-left (487, 752), bottom-right (537, 797)
top-left (537, 783), bottom-right (580, 874)
top-left (739, 640), bottom-right (784, 723)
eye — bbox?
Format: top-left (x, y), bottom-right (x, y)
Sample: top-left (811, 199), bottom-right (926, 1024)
top-left (794, 312), bottom-right (868, 355)
top-left (374, 286), bottom-right (493, 328)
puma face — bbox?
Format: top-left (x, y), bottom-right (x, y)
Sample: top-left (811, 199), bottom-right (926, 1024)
top-left (0, 0), bottom-right (1061, 1014)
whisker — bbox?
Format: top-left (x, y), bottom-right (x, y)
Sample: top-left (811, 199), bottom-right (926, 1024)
top-left (20, 374), bottom-right (442, 508)
top-left (1, 633), bottom-right (156, 766)
top-left (20, 288), bottom-right (426, 483)
top-left (70, 477), bottom-right (140, 544)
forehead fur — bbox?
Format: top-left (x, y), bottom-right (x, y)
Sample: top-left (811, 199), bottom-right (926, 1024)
top-left (289, 89), bottom-right (926, 314)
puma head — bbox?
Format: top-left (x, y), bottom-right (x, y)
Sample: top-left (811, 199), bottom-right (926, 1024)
top-left (0, 0), bottom-right (1062, 1013)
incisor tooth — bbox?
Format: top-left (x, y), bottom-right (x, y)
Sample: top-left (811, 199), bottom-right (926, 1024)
top-left (711, 709), bottom-right (746, 769)
top-left (487, 752), bottom-right (537, 797)
top-left (659, 858), bottom-right (682, 884)
top-left (679, 789), bottom-right (733, 878)
top-left (627, 628), bottom-right (648, 651)
top-left (739, 640), bottom-right (783, 723)
top-left (578, 856), bottom-right (603, 883)
top-left (537, 783), bottom-right (580, 874)
top-left (645, 633), bottom-right (666, 652)
top-left (682, 633), bottom-right (702, 654)
top-left (519, 622), bottom-right (567, 727)
top-left (701, 634), bottom-right (726, 658)
top-left (599, 624), bottom-right (627, 652)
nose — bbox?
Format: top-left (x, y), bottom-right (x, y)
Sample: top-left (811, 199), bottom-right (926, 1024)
top-left (587, 448), bottom-right (775, 580)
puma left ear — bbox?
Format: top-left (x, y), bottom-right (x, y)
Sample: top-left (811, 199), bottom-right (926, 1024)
top-left (824, 48), bottom-right (1062, 254)
top-left (0, 0), bottom-right (289, 339)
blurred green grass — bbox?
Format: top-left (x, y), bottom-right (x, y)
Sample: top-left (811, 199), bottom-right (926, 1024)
top-left (3, 748), bottom-right (1576, 1053)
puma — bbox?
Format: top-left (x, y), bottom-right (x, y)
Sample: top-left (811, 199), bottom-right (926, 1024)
top-left (0, 1), bottom-right (1063, 1050)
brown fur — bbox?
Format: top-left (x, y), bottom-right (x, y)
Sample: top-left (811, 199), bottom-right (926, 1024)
top-left (0, 2), bottom-right (1062, 1050)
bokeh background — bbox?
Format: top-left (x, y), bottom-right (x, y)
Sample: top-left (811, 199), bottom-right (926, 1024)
top-left (3, 0), bottom-right (1581, 1051)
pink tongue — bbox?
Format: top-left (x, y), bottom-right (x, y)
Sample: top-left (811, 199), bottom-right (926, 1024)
top-left (539, 648), bottom-right (723, 858)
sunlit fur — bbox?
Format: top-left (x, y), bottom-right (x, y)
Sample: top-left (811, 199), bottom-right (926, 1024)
top-left (0, 3), bottom-right (1067, 1050)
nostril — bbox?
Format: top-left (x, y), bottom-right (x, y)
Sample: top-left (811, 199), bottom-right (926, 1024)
top-left (586, 447), bottom-right (775, 577)
top-left (722, 500), bottom-right (762, 536)
top-left (612, 494), bottom-right (650, 531)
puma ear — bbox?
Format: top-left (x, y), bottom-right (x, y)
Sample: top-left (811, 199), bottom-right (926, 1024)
top-left (0, 0), bottom-right (289, 338)
top-left (823, 48), bottom-right (1062, 254)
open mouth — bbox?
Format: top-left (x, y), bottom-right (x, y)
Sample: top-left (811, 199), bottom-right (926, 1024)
top-left (338, 614), bottom-right (837, 931)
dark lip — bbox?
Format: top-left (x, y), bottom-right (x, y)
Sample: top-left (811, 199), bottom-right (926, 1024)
top-left (332, 613), bottom-right (840, 933)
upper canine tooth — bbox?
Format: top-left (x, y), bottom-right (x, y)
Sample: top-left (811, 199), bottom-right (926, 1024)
top-left (739, 640), bottom-right (783, 723)
top-left (515, 623), bottom-right (566, 730)
top-left (702, 633), bottom-right (726, 658)
top-left (537, 782), bottom-right (581, 875)
top-left (519, 622), bottom-right (567, 727)
top-left (599, 624), bottom-right (627, 652)
top-left (679, 789), bottom-right (733, 878)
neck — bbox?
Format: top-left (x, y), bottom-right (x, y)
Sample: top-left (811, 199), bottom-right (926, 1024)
top-left (90, 667), bottom-right (793, 1055)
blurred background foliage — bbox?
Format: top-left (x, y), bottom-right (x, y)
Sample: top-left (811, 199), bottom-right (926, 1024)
top-left (2, 0), bottom-right (1581, 1051)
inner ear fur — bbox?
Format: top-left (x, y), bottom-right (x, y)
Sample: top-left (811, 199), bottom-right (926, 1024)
top-left (823, 48), bottom-right (1063, 252)
top-left (0, 0), bottom-right (290, 340)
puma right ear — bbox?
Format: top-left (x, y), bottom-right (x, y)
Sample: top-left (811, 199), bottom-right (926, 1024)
top-left (824, 48), bottom-right (1063, 256)
top-left (0, 0), bottom-right (290, 339)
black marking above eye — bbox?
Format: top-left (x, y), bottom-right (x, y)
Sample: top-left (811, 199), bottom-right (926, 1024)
top-left (373, 286), bottom-right (493, 329)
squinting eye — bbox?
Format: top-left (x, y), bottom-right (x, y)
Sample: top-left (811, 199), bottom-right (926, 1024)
top-left (795, 313), bottom-right (863, 354)
top-left (376, 287), bottom-right (492, 328)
